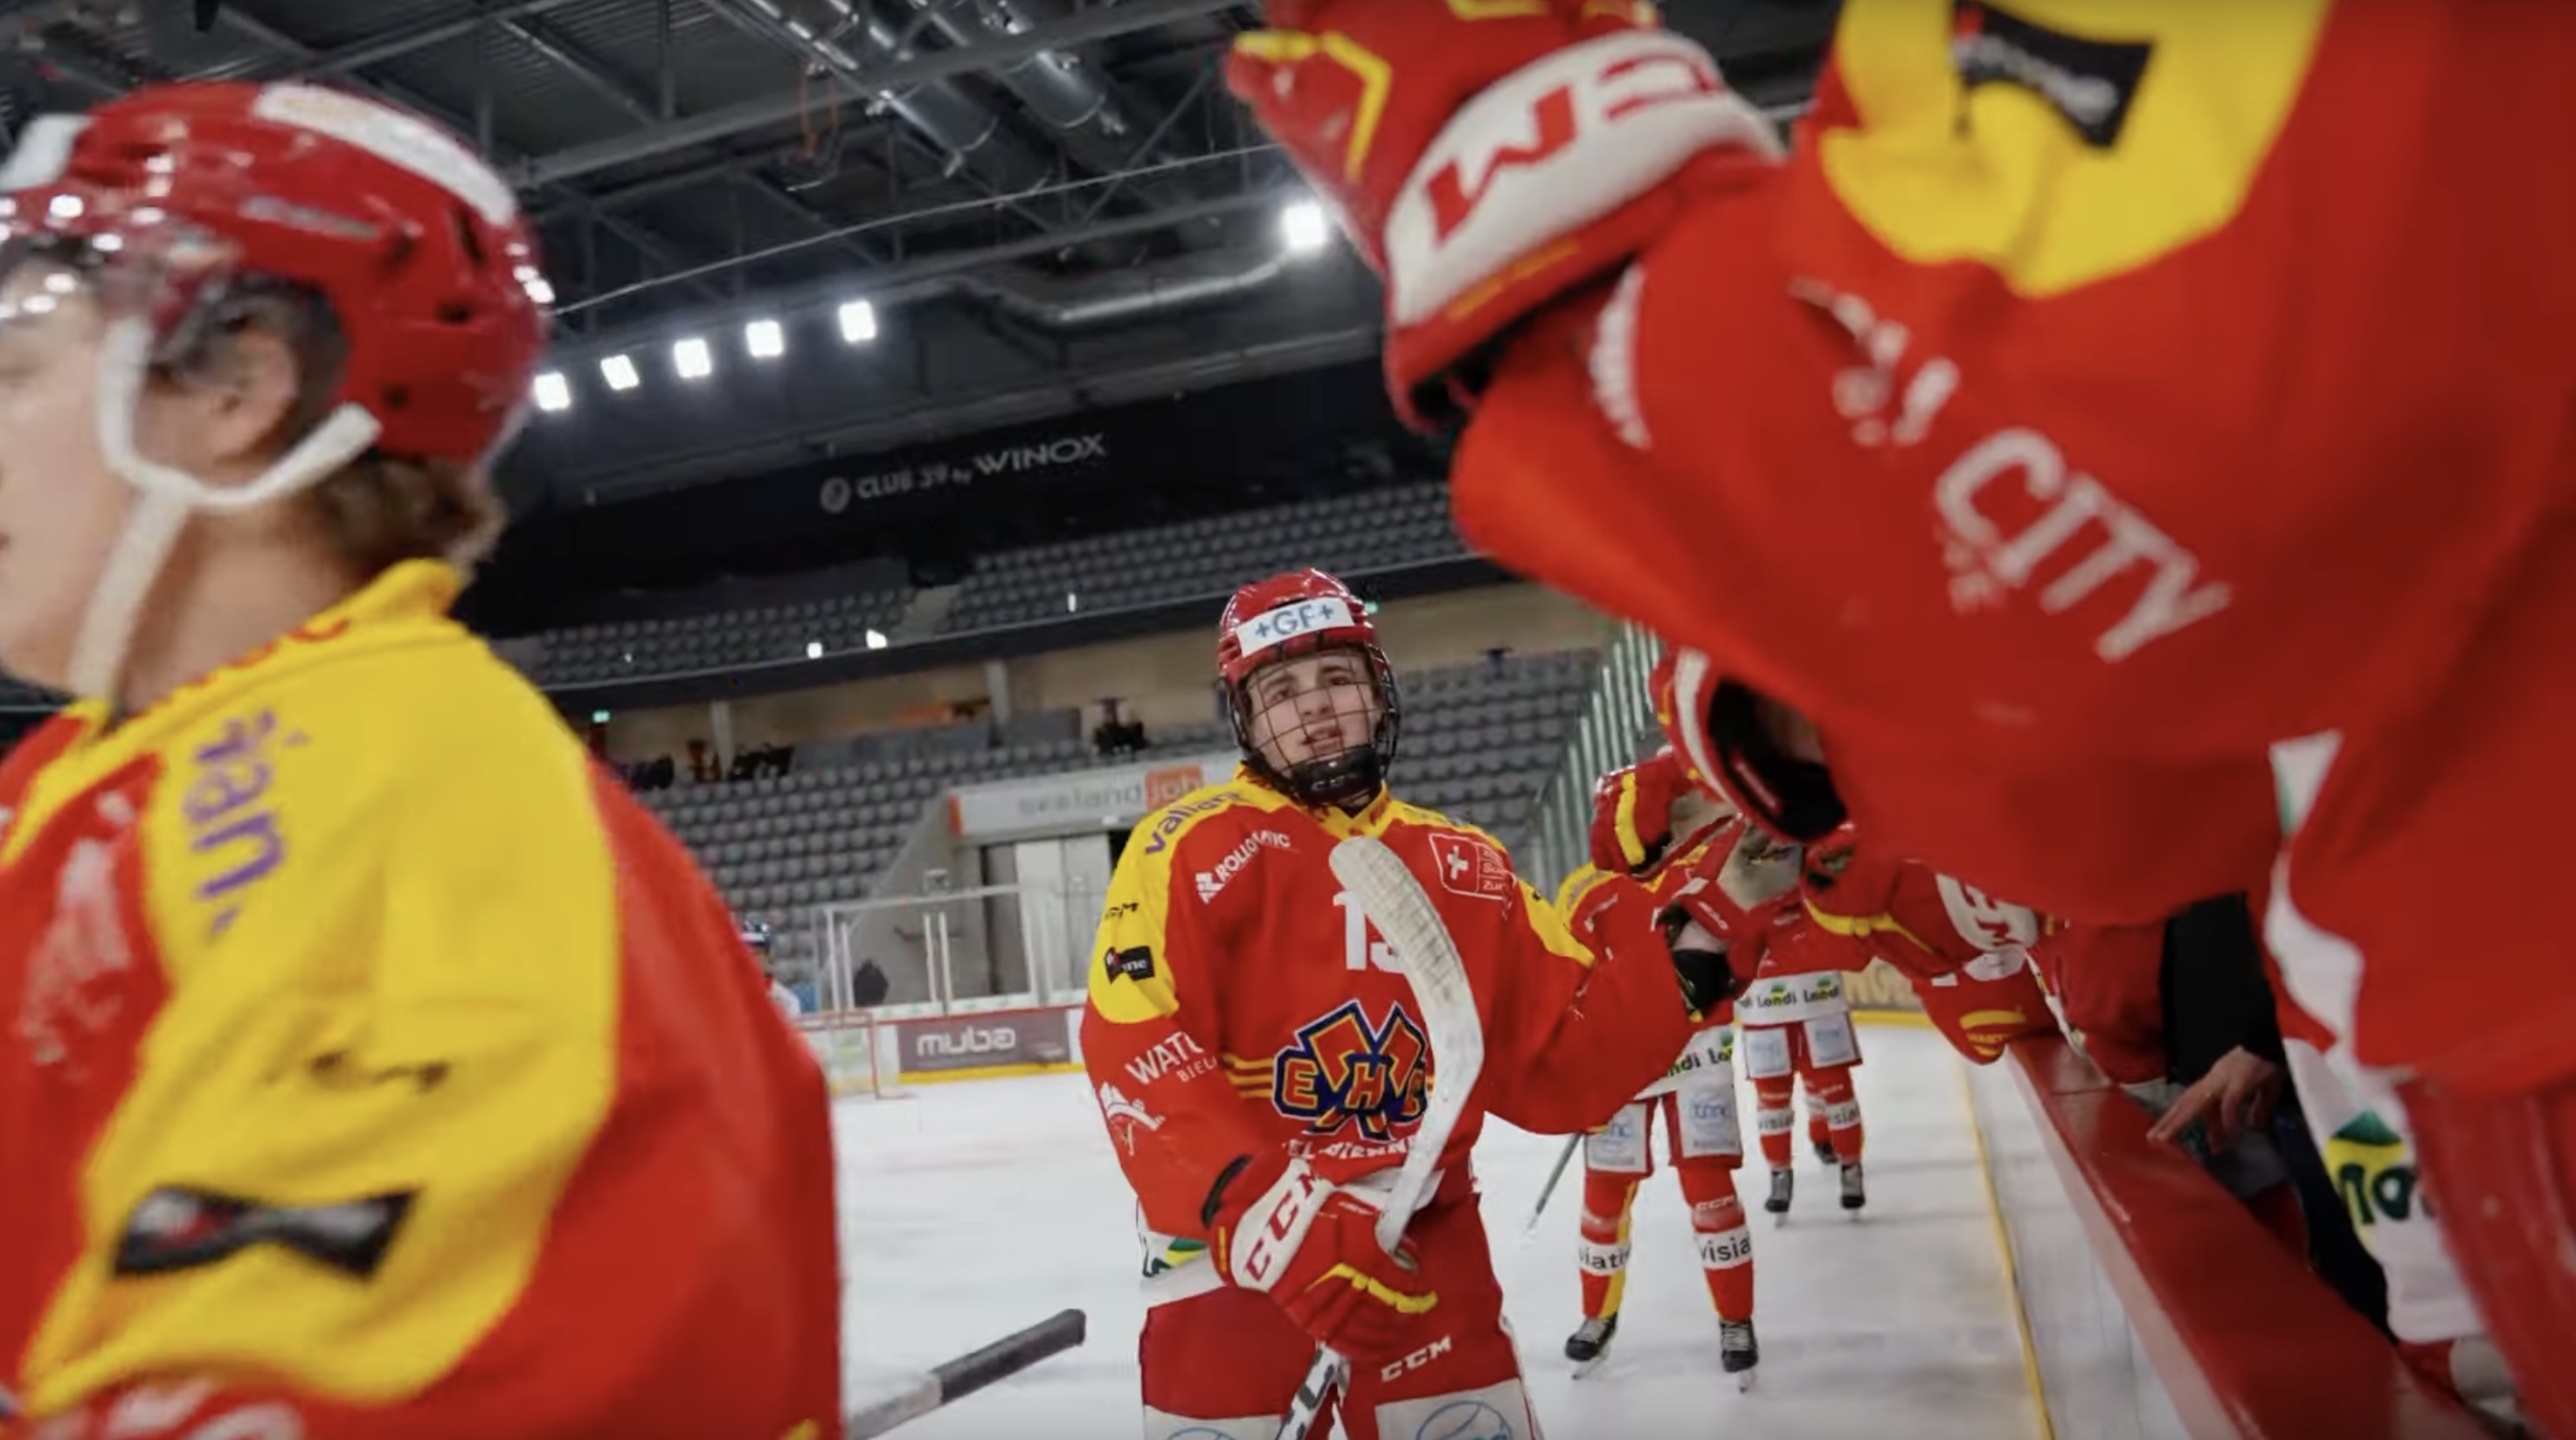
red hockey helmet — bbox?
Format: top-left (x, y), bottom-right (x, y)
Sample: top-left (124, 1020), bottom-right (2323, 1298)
top-left (1217, 568), bottom-right (1402, 808)
top-left (0, 80), bottom-right (549, 696)
top-left (1651, 645), bottom-right (1846, 844)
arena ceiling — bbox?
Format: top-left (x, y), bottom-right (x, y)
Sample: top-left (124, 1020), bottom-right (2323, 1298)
top-left (0, 0), bottom-right (1838, 503)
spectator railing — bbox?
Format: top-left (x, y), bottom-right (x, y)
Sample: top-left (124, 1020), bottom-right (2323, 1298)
top-left (1998, 1034), bottom-right (2487, 1440)
top-left (1520, 620), bottom-right (1662, 891)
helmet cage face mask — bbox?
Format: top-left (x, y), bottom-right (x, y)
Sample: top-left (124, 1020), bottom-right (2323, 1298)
top-left (1226, 640), bottom-right (1403, 812)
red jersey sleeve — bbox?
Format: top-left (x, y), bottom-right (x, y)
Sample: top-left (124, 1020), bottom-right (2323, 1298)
top-left (1471, 857), bottom-right (1694, 1137)
top-left (1081, 798), bottom-right (1279, 1239)
top-left (1445, 4), bottom-right (2573, 916)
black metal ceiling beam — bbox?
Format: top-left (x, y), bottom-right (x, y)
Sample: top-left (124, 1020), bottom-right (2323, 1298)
top-left (510, 0), bottom-right (1242, 190)
top-left (183, 0), bottom-right (594, 81)
top-left (198, 3), bottom-right (735, 307)
top-left (551, 177), bottom-right (1304, 357)
top-left (497, 12), bottom-right (895, 269)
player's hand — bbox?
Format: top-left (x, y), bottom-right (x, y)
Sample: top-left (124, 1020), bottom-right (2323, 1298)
top-left (1211, 1153), bottom-right (1437, 1358)
top-left (1588, 748), bottom-right (1697, 876)
top-left (1224, 0), bottom-right (1778, 425)
top-left (1651, 646), bottom-right (1847, 842)
top-left (2148, 1046), bottom-right (2285, 1153)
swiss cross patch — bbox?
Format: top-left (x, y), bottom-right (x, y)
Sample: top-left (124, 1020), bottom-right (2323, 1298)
top-left (1427, 833), bottom-right (1511, 902)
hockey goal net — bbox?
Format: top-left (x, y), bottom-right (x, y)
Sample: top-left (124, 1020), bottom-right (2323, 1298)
top-left (797, 1009), bottom-right (911, 1101)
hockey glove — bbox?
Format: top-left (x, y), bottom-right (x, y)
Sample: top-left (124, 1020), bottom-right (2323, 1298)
top-left (1652, 645), bottom-right (1848, 844)
top-left (1587, 747), bottom-right (1699, 876)
top-left (1912, 952), bottom-right (2058, 1066)
top-left (1209, 1152), bottom-right (1437, 1359)
top-left (1225, 0), bottom-right (1780, 426)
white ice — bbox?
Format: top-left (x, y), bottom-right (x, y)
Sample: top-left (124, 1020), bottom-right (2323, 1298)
top-left (834, 1021), bottom-right (2043, 1440)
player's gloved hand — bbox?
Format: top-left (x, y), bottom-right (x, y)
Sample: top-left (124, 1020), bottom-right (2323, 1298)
top-left (1224, 0), bottom-right (1780, 426)
top-left (1652, 645), bottom-right (1847, 844)
top-left (1588, 748), bottom-right (1698, 876)
top-left (1209, 1152), bottom-right (1437, 1358)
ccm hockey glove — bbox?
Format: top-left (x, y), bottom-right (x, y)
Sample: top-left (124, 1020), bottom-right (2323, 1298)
top-left (1226, 0), bottom-right (1780, 425)
top-left (1209, 1151), bottom-right (1437, 1359)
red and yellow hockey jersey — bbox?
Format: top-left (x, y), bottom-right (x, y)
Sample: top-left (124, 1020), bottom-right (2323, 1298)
top-left (0, 563), bottom-right (840, 1440)
top-left (1084, 772), bottom-right (1693, 1243)
top-left (1448, 4), bottom-right (2576, 952)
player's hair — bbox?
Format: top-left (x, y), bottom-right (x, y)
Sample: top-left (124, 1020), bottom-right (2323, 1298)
top-left (156, 282), bottom-right (504, 575)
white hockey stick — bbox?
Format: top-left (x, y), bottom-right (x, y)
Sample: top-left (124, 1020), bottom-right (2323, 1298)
top-left (844, 1308), bottom-right (1088, 1439)
top-left (1273, 837), bottom-right (1490, 1440)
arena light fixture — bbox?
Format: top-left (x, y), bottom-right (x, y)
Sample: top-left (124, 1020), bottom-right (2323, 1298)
top-left (672, 336), bottom-right (713, 380)
top-left (599, 353), bottom-right (641, 391)
top-left (864, 629), bottom-right (888, 650)
top-left (744, 317), bottom-right (785, 359)
top-left (1281, 199), bottom-right (1330, 254)
top-left (806, 640), bottom-right (824, 659)
top-left (531, 370), bottom-right (572, 412)
top-left (838, 299), bottom-right (879, 343)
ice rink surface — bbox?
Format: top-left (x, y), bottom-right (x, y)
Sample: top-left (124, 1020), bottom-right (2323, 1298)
top-left (834, 1021), bottom-right (2042, 1440)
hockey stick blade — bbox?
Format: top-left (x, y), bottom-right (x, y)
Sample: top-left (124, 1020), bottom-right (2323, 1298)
top-left (844, 1308), bottom-right (1087, 1439)
top-left (1275, 837), bottom-right (1490, 1440)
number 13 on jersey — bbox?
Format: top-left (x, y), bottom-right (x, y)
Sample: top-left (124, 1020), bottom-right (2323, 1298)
top-left (1335, 890), bottom-right (1404, 974)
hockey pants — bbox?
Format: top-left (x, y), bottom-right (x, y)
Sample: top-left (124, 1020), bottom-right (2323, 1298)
top-left (1576, 1092), bottom-right (1755, 1322)
top-left (1744, 1021), bottom-right (1863, 1172)
top-left (1139, 1196), bottom-right (1534, 1440)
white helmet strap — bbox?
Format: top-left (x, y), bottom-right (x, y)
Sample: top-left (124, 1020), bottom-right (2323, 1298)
top-left (61, 314), bottom-right (385, 702)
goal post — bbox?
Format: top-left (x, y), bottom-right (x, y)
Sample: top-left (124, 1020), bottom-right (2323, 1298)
top-left (797, 1007), bottom-right (911, 1100)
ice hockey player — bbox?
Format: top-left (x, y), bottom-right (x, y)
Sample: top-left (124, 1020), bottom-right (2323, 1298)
top-left (0, 83), bottom-right (841, 1437)
top-left (1553, 800), bottom-right (1758, 1383)
top-left (1730, 857), bottom-right (1868, 1222)
top-left (1227, 4), bottom-right (2576, 1420)
top-left (744, 917), bottom-right (803, 1018)
top-left (1083, 568), bottom-right (1719, 1440)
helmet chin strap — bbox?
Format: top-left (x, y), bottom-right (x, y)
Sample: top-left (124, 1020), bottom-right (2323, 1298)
top-left (62, 315), bottom-right (384, 703)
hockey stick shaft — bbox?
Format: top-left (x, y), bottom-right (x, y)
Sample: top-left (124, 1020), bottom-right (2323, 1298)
top-left (1520, 1134), bottom-right (1583, 1240)
top-left (1275, 838), bottom-right (1490, 1440)
top-left (844, 1308), bottom-right (1088, 1439)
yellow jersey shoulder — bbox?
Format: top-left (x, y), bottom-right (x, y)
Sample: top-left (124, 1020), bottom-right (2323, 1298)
top-left (1555, 862), bottom-right (1613, 917)
top-left (138, 619), bottom-right (606, 974)
top-left (1383, 796), bottom-right (1512, 856)
top-left (1118, 770), bottom-right (1287, 872)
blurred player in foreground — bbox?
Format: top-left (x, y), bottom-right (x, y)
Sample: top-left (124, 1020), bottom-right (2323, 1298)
top-left (1225, 3), bottom-right (2576, 1422)
top-left (0, 82), bottom-right (839, 1437)
top-left (1083, 569), bottom-right (1720, 1440)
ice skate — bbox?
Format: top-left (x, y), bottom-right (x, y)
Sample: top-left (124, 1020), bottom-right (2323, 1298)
top-left (1565, 1314), bottom-right (1618, 1379)
top-left (1765, 1167), bottom-right (1793, 1224)
top-left (1811, 1134), bottom-right (1838, 1168)
top-left (1840, 1160), bottom-right (1867, 1215)
top-left (1720, 1318), bottom-right (1761, 1391)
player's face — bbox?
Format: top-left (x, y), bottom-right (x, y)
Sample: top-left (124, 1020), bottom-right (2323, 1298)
top-left (0, 263), bottom-right (132, 689)
top-left (1245, 648), bottom-right (1382, 773)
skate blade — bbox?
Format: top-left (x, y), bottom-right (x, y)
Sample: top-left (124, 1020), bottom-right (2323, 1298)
top-left (1734, 1367), bottom-right (1757, 1393)
top-left (1571, 1353), bottom-right (1611, 1381)
top-left (1770, 1211), bottom-right (1790, 1229)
